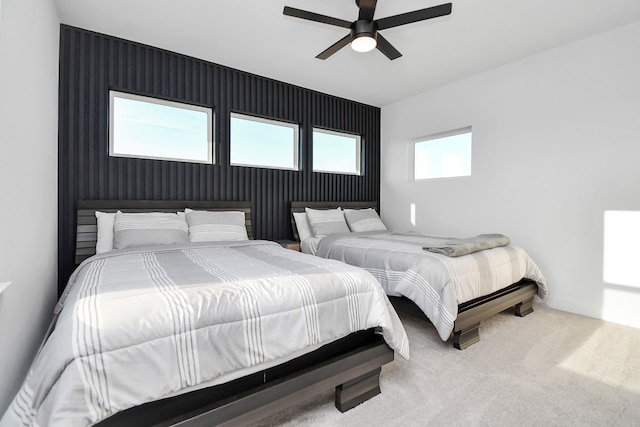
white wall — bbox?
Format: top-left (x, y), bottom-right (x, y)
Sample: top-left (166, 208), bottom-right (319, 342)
top-left (0, 0), bottom-right (59, 414)
top-left (381, 21), bottom-right (640, 328)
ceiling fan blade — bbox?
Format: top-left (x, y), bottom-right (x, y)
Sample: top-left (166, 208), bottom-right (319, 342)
top-left (283, 6), bottom-right (352, 28)
top-left (376, 33), bottom-right (402, 60)
top-left (316, 34), bottom-right (352, 60)
top-left (357, 0), bottom-right (377, 21)
top-left (376, 3), bottom-right (452, 30)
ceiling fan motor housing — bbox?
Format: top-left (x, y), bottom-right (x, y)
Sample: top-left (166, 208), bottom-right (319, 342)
top-left (351, 19), bottom-right (378, 40)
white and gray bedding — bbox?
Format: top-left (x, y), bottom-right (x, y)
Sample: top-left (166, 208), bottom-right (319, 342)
top-left (1, 240), bottom-right (409, 427)
top-left (313, 231), bottom-right (548, 341)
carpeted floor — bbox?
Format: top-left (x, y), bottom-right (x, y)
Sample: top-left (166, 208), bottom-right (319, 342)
top-left (253, 303), bottom-right (640, 426)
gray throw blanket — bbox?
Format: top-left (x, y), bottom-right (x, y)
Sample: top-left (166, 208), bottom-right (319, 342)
top-left (423, 233), bottom-right (510, 257)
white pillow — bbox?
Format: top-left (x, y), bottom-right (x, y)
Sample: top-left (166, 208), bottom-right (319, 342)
top-left (344, 208), bottom-right (387, 232)
top-left (185, 208), bottom-right (249, 242)
top-left (304, 207), bottom-right (350, 237)
top-left (293, 212), bottom-right (312, 242)
top-left (113, 211), bottom-right (189, 250)
top-left (95, 211), bottom-right (115, 254)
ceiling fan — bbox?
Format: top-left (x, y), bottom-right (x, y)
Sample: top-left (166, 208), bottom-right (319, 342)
top-left (283, 0), bottom-right (452, 60)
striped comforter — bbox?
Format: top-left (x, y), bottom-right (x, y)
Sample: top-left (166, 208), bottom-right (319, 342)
top-left (1, 241), bottom-right (409, 427)
top-left (315, 232), bottom-right (548, 341)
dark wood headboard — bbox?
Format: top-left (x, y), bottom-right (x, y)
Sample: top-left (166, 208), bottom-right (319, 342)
top-left (290, 201), bottom-right (378, 241)
top-left (75, 200), bottom-right (252, 265)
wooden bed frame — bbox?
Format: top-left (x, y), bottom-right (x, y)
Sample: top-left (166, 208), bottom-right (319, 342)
top-left (70, 200), bottom-right (395, 426)
top-left (291, 201), bottom-right (538, 350)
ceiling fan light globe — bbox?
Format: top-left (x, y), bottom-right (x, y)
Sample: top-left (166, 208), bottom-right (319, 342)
top-left (351, 35), bottom-right (377, 52)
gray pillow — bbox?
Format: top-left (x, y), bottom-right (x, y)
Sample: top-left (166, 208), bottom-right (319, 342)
top-left (185, 208), bottom-right (248, 242)
top-left (304, 207), bottom-right (350, 237)
top-left (113, 211), bottom-right (188, 250)
top-left (344, 208), bottom-right (387, 232)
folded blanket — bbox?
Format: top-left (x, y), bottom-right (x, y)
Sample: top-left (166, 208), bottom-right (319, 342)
top-left (423, 233), bottom-right (510, 257)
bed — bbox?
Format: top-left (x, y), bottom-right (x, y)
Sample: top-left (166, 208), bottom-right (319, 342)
top-left (0, 200), bottom-right (409, 427)
top-left (291, 201), bottom-right (548, 350)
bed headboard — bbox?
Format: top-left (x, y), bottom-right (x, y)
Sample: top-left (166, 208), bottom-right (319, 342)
top-left (290, 201), bottom-right (378, 241)
top-left (75, 200), bottom-right (252, 265)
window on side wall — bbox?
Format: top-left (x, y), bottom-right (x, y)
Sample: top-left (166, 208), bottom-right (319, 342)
top-left (230, 113), bottom-right (299, 171)
top-left (414, 128), bottom-right (472, 180)
top-left (109, 90), bottom-right (213, 164)
top-left (312, 128), bottom-right (361, 175)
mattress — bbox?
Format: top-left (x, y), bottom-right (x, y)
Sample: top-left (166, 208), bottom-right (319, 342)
top-left (312, 231), bottom-right (548, 341)
top-left (1, 240), bottom-right (409, 427)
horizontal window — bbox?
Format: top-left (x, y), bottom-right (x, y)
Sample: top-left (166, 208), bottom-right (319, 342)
top-left (230, 113), bottom-right (299, 170)
top-left (313, 128), bottom-right (361, 175)
top-left (414, 128), bottom-right (472, 180)
top-left (109, 91), bottom-right (213, 164)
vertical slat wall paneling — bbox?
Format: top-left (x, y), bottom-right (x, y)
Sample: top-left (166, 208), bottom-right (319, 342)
top-left (58, 25), bottom-right (381, 294)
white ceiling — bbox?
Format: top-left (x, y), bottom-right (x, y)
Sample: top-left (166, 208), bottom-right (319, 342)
top-left (54, 0), bottom-right (640, 107)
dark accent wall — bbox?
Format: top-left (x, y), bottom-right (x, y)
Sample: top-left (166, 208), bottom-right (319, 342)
top-left (57, 25), bottom-right (381, 294)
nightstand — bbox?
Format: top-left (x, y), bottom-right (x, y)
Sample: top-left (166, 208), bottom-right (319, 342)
top-left (275, 240), bottom-right (301, 251)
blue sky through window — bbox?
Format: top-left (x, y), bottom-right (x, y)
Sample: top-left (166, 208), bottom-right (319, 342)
top-left (230, 114), bottom-right (298, 170)
top-left (313, 129), bottom-right (360, 175)
top-left (414, 131), bottom-right (472, 179)
top-left (110, 92), bottom-right (212, 164)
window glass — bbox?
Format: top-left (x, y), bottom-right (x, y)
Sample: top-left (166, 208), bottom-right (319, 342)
top-left (313, 128), bottom-right (361, 175)
top-left (230, 113), bottom-right (299, 170)
top-left (414, 129), bottom-right (472, 179)
top-left (109, 91), bottom-right (213, 164)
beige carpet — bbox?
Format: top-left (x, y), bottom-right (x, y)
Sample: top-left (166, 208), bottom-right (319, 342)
top-left (253, 303), bottom-right (640, 426)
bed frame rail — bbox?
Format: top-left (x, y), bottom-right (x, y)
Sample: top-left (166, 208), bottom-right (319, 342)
top-left (389, 279), bottom-right (538, 350)
top-left (180, 340), bottom-right (393, 426)
top-left (97, 330), bottom-right (392, 426)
